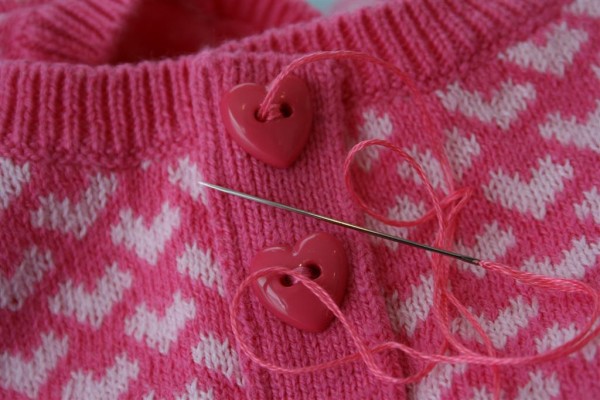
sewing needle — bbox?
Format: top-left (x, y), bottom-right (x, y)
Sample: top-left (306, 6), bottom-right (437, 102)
top-left (199, 182), bottom-right (481, 266)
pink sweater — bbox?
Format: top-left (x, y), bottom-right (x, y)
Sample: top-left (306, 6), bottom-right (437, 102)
top-left (1, 0), bottom-right (599, 398)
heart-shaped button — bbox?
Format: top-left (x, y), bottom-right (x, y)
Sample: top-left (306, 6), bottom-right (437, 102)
top-left (250, 233), bottom-right (349, 332)
top-left (220, 75), bottom-right (313, 168)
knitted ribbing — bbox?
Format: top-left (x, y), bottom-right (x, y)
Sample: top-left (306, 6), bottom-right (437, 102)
top-left (0, 0), bottom-right (564, 167)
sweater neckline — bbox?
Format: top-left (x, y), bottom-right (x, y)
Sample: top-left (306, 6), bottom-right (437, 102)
top-left (0, 0), bottom-right (566, 168)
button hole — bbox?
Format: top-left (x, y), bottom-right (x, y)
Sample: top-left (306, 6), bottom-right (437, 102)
top-left (279, 103), bottom-right (293, 118)
top-left (305, 263), bottom-right (321, 280)
top-left (280, 274), bottom-right (294, 287)
top-left (254, 103), bottom-right (293, 122)
top-left (279, 263), bottom-right (321, 288)
top-left (254, 108), bottom-right (266, 122)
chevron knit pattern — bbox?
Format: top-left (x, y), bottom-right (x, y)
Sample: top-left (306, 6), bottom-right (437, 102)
top-left (0, 0), bottom-right (599, 399)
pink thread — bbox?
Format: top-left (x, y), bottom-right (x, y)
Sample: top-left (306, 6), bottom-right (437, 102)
top-left (234, 51), bottom-right (600, 399)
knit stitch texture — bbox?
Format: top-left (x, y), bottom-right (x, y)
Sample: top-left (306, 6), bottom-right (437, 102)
top-left (0, 0), bottom-right (599, 399)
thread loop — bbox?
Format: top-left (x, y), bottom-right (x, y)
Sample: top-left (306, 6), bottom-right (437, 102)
top-left (233, 51), bottom-right (600, 400)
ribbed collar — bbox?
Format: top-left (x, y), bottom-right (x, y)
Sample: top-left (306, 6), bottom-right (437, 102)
top-left (0, 0), bottom-right (567, 167)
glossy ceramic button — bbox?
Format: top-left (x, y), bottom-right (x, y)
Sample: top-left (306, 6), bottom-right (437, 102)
top-left (220, 75), bottom-right (313, 168)
top-left (250, 233), bottom-right (349, 332)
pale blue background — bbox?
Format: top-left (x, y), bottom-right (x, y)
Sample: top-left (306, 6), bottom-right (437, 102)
top-left (307, 0), bottom-right (336, 12)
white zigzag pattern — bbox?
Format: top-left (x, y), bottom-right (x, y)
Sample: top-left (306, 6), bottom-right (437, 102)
top-left (455, 222), bottom-right (516, 278)
top-left (143, 380), bottom-right (214, 400)
top-left (387, 274), bottom-right (433, 336)
top-left (452, 296), bottom-right (539, 349)
top-left (0, 247), bottom-right (53, 311)
top-left (594, 64), bottom-right (600, 80)
top-left (566, 0), bottom-right (600, 17)
top-left (111, 203), bottom-right (181, 265)
top-left (365, 195), bottom-right (426, 251)
top-left (31, 174), bottom-right (117, 239)
top-left (387, 196), bottom-right (427, 225)
top-left (413, 363), bottom-right (467, 400)
top-left (125, 291), bottom-right (196, 355)
top-left (472, 370), bottom-right (561, 400)
top-left (515, 371), bottom-right (560, 400)
top-left (168, 157), bottom-right (208, 205)
top-left (177, 244), bottom-right (224, 297)
top-left (444, 128), bottom-right (481, 179)
top-left (471, 386), bottom-right (496, 400)
top-left (397, 145), bottom-right (448, 192)
top-left (539, 100), bottom-right (600, 153)
top-left (499, 22), bottom-right (588, 77)
top-left (48, 264), bottom-right (132, 329)
top-left (364, 217), bottom-right (405, 251)
top-left (436, 80), bottom-right (536, 130)
top-left (0, 332), bottom-right (68, 399)
top-left (522, 236), bottom-right (600, 279)
top-left (536, 323), bottom-right (599, 362)
top-left (140, 160), bottom-right (152, 170)
top-left (575, 187), bottom-right (600, 223)
top-left (353, 109), bottom-right (393, 171)
top-left (192, 333), bottom-right (244, 387)
top-left (0, 157), bottom-right (30, 210)
top-left (483, 156), bottom-right (574, 220)
top-left (176, 380), bottom-right (214, 400)
top-left (61, 354), bottom-right (139, 400)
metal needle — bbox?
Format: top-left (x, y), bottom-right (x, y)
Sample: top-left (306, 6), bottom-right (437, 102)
top-left (199, 182), bottom-right (481, 266)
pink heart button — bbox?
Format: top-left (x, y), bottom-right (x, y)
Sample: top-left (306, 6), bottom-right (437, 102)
top-left (220, 75), bottom-right (313, 168)
top-left (250, 233), bottom-right (349, 332)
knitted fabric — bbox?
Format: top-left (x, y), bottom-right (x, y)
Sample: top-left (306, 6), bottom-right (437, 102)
top-left (0, 0), bottom-right (599, 399)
